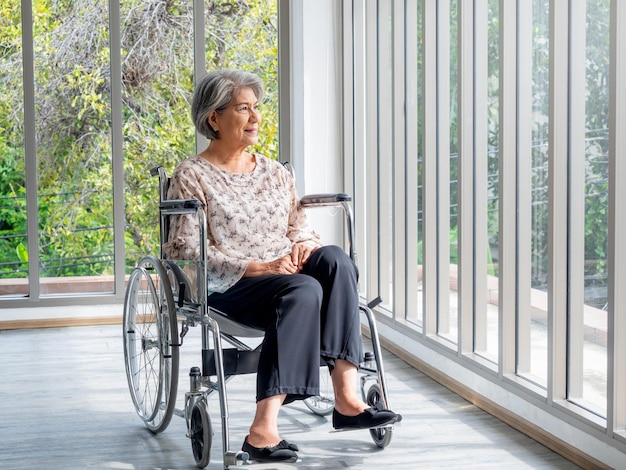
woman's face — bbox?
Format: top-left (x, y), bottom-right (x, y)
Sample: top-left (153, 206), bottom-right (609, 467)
top-left (210, 87), bottom-right (261, 147)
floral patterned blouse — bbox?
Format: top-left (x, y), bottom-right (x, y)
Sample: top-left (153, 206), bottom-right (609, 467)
top-left (163, 154), bottom-right (322, 293)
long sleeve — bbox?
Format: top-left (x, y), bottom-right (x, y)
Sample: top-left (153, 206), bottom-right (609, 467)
top-left (286, 174), bottom-right (323, 249)
top-left (163, 162), bottom-right (249, 293)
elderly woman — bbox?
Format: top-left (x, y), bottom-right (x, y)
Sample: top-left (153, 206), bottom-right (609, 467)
top-left (164, 69), bottom-right (398, 463)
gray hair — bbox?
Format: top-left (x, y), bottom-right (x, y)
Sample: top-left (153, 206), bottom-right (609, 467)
top-left (191, 69), bottom-right (265, 140)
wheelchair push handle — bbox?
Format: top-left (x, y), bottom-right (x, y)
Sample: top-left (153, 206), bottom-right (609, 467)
top-left (300, 193), bottom-right (351, 207)
top-left (160, 199), bottom-right (201, 211)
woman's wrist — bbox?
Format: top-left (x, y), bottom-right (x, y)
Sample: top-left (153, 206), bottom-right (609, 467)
top-left (243, 261), bottom-right (264, 277)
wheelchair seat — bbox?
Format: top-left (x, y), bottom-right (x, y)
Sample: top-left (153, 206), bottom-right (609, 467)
top-left (164, 257), bottom-right (264, 338)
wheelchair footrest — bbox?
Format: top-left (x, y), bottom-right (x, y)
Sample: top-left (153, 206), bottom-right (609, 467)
top-left (202, 348), bottom-right (261, 377)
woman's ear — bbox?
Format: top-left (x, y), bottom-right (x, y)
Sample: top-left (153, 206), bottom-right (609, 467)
top-left (208, 111), bottom-right (219, 132)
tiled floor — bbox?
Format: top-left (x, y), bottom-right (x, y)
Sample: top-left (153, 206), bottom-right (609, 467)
top-left (0, 323), bottom-right (579, 469)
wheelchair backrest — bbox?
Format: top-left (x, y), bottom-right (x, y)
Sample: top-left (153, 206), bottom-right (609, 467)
top-left (150, 166), bottom-right (171, 260)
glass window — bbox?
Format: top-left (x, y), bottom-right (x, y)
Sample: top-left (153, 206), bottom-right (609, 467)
top-left (567, 0), bottom-right (610, 417)
top-left (204, 0), bottom-right (279, 158)
top-left (0, 0), bottom-right (278, 305)
top-left (121, 0), bottom-right (278, 273)
top-left (348, 0), bottom-right (620, 458)
top-left (474, 0), bottom-right (500, 362)
top-left (0, 0), bottom-right (27, 297)
top-left (121, 0), bottom-right (196, 268)
top-left (408, 0), bottom-right (424, 328)
top-left (516, 0), bottom-right (550, 387)
top-left (438, 0), bottom-right (458, 345)
top-left (32, 0), bottom-right (114, 295)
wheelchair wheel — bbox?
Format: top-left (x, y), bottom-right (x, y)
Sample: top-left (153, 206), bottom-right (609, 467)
top-left (189, 398), bottom-right (212, 468)
top-left (366, 383), bottom-right (393, 448)
top-left (123, 255), bottom-right (179, 434)
top-left (304, 367), bottom-right (334, 416)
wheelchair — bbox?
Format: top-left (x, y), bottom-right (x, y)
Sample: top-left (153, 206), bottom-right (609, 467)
top-left (122, 163), bottom-right (396, 468)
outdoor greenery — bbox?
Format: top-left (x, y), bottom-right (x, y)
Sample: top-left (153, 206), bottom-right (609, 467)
top-left (0, 0), bottom-right (613, 308)
top-left (0, 0), bottom-right (278, 279)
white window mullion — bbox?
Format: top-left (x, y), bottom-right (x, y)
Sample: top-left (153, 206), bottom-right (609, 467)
top-left (365, 0), bottom-right (380, 301)
top-left (498, 0), bottom-right (518, 373)
top-left (608, 0), bottom-right (626, 438)
top-left (342, 0), bottom-right (356, 248)
top-left (405, 0), bottom-right (420, 325)
top-left (109, 0), bottom-right (126, 299)
top-left (352, 0), bottom-right (368, 297)
top-left (458, 0), bottom-right (475, 353)
top-left (392, 0), bottom-right (406, 320)
top-left (422, 0), bottom-right (438, 336)
top-left (436, 0), bottom-right (451, 337)
top-left (548, 0), bottom-right (569, 403)
top-left (567, 0), bottom-right (586, 402)
top-left (193, 0), bottom-right (207, 154)
top-left (516, 0), bottom-right (533, 378)
top-left (474, 0), bottom-right (490, 355)
top-left (377, 0), bottom-right (393, 311)
top-left (21, 0), bottom-right (39, 301)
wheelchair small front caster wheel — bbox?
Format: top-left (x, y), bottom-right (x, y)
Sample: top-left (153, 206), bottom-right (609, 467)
top-left (366, 383), bottom-right (393, 448)
top-left (189, 398), bottom-right (212, 468)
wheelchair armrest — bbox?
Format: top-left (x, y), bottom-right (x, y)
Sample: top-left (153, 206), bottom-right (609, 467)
top-left (301, 192), bottom-right (356, 262)
top-left (160, 199), bottom-right (201, 215)
top-left (300, 193), bottom-right (352, 208)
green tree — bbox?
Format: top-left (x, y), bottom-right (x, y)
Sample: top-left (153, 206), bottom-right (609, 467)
top-left (0, 0), bottom-right (278, 278)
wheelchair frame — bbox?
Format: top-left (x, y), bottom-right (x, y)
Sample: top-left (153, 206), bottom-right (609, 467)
top-left (122, 164), bottom-right (394, 468)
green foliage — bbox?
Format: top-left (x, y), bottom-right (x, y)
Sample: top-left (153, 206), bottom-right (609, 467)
top-left (0, 0), bottom-right (278, 278)
top-left (0, 144), bottom-right (27, 276)
top-left (0, 0), bottom-right (612, 306)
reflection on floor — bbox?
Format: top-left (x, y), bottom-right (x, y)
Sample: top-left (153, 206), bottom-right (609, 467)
top-left (0, 323), bottom-right (579, 469)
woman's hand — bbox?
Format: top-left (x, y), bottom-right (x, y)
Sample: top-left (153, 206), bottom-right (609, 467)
top-left (244, 254), bottom-right (298, 276)
top-left (243, 244), bottom-right (318, 277)
top-left (290, 243), bottom-right (318, 271)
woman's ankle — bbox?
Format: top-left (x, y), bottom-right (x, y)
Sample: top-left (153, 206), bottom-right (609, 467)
top-left (247, 428), bottom-right (281, 448)
top-left (333, 397), bottom-right (368, 416)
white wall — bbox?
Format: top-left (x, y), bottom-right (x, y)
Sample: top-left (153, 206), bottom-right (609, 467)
top-left (296, 0), bottom-right (345, 247)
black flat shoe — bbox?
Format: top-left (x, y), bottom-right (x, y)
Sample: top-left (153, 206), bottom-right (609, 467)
top-left (241, 436), bottom-right (298, 463)
top-left (332, 404), bottom-right (399, 430)
top-left (278, 439), bottom-right (299, 451)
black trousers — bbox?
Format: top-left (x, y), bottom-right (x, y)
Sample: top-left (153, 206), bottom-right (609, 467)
top-left (206, 245), bottom-right (362, 404)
